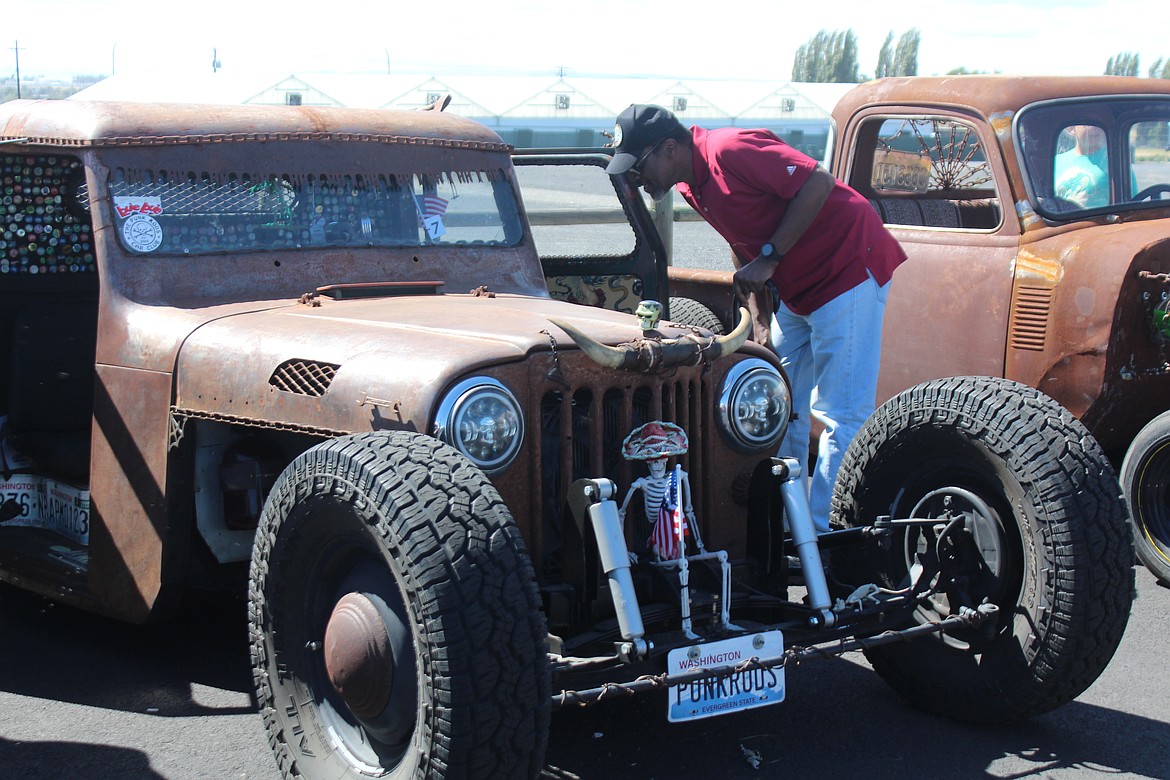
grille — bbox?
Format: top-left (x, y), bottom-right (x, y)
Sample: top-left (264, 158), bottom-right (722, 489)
top-left (268, 359), bottom-right (340, 396)
top-left (536, 364), bottom-right (707, 579)
top-left (1009, 286), bottom-right (1053, 351)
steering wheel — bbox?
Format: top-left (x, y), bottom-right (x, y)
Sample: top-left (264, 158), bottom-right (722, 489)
top-left (1132, 183), bottom-right (1170, 201)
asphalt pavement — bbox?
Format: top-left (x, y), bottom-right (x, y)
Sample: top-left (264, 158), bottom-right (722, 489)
top-left (0, 566), bottom-right (1166, 779)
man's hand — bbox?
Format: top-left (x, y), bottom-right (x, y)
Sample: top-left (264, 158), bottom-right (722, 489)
top-left (733, 254), bottom-right (780, 305)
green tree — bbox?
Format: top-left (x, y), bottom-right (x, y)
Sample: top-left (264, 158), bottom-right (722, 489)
top-left (1105, 52), bottom-right (1140, 76)
top-left (893, 29), bottom-right (921, 76)
top-left (876, 33), bottom-right (894, 78)
top-left (873, 29), bottom-right (919, 78)
top-left (1149, 57), bottom-right (1170, 79)
top-left (833, 30), bottom-right (861, 82)
top-left (792, 29), bottom-right (860, 83)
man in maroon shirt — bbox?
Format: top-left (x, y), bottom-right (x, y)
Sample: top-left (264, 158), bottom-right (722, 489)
top-left (607, 104), bottom-right (906, 532)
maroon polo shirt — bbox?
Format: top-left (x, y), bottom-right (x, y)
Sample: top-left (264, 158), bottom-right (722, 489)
top-left (676, 126), bottom-right (906, 315)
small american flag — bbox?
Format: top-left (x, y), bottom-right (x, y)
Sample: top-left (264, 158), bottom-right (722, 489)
top-left (650, 467), bottom-right (688, 560)
top-left (416, 194), bottom-right (449, 217)
top-left (416, 193), bottom-right (449, 240)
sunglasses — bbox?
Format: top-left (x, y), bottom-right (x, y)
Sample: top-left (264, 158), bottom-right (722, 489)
top-left (628, 139), bottom-right (665, 179)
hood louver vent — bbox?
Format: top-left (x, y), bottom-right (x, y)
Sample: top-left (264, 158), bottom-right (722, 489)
top-left (1009, 286), bottom-right (1053, 351)
top-left (269, 359), bottom-right (340, 396)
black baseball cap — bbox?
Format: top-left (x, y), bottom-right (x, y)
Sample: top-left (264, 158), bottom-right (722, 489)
top-left (605, 104), bottom-right (685, 174)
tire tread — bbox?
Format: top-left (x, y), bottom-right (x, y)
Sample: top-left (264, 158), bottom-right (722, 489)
top-left (831, 376), bottom-right (1133, 723)
top-left (249, 431), bottom-right (549, 779)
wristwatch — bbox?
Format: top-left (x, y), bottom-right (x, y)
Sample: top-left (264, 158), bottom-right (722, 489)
top-left (760, 242), bottom-right (780, 262)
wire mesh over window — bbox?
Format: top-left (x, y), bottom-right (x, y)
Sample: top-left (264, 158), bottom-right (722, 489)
top-left (872, 118), bottom-right (994, 192)
top-left (106, 165), bottom-right (523, 256)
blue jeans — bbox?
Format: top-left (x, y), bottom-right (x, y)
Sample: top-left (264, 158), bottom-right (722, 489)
top-left (770, 275), bottom-right (890, 532)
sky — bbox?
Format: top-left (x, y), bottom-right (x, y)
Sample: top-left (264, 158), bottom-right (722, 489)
top-left (6, 0), bottom-right (1169, 83)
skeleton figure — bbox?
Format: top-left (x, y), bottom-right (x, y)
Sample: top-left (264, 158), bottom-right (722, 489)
top-left (634, 299), bottom-right (663, 332)
top-left (617, 421), bottom-right (734, 636)
top-left (617, 421), bottom-right (704, 560)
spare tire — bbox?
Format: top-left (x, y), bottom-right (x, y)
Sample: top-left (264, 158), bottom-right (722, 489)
top-left (667, 297), bottom-right (725, 334)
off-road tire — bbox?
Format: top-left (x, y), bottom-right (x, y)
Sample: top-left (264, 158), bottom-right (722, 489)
top-left (830, 376), bottom-right (1133, 723)
top-left (1121, 410), bottom-right (1170, 584)
top-left (249, 431), bottom-right (549, 779)
top-left (667, 297), bottom-right (725, 334)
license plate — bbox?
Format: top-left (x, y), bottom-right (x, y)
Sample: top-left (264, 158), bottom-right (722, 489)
top-left (666, 631), bottom-right (785, 722)
top-left (0, 475), bottom-right (91, 545)
top-left (871, 148), bottom-right (932, 193)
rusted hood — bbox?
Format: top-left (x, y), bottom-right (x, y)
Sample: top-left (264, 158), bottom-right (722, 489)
top-left (172, 294), bottom-right (703, 430)
top-left (177, 293), bottom-right (656, 368)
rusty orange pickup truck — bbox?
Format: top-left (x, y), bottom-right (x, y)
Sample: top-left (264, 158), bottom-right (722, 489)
top-left (670, 75), bottom-right (1170, 587)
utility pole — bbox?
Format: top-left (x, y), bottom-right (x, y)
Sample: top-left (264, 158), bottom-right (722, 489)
top-left (11, 40), bottom-right (22, 99)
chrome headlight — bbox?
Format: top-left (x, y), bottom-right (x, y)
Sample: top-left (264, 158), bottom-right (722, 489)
top-left (717, 358), bottom-right (791, 452)
top-left (433, 377), bottom-right (524, 474)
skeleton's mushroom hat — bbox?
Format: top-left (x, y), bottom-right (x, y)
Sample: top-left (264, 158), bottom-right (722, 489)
top-left (621, 421), bottom-right (689, 461)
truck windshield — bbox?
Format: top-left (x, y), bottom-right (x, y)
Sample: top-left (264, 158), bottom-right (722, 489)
top-left (99, 144), bottom-right (524, 256)
top-left (1017, 97), bottom-right (1170, 217)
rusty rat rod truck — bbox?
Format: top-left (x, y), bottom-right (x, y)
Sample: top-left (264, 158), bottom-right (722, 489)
top-left (0, 98), bottom-right (1133, 779)
top-left (671, 75), bottom-right (1170, 586)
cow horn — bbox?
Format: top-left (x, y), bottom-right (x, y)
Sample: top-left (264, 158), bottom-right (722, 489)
top-left (547, 318), bottom-right (629, 369)
top-left (548, 306), bottom-right (753, 372)
top-left (711, 307), bottom-right (752, 358)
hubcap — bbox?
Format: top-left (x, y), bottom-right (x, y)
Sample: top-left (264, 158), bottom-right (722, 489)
top-left (323, 592), bottom-right (394, 718)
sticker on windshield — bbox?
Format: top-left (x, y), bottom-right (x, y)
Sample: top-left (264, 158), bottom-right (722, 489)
top-left (416, 194), bottom-right (449, 241)
top-left (114, 195), bottom-right (163, 219)
top-left (122, 213), bottom-right (164, 252)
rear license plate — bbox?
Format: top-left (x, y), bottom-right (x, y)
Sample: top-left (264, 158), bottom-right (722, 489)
top-left (666, 631), bottom-right (785, 722)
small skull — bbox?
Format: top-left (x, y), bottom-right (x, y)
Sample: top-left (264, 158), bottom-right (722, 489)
top-left (635, 299), bottom-right (663, 332)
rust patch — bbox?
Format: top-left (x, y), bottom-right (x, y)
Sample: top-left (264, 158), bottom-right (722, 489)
top-left (989, 110), bottom-right (1014, 138)
top-left (1014, 249), bottom-right (1064, 285)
